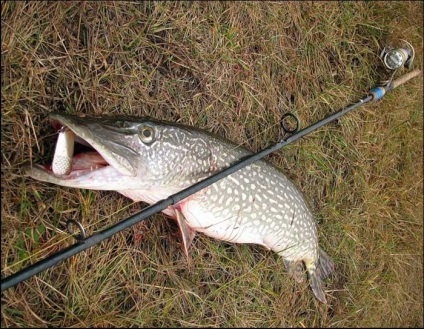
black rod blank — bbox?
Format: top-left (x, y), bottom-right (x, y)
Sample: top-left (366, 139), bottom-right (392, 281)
top-left (0, 92), bottom-right (384, 292)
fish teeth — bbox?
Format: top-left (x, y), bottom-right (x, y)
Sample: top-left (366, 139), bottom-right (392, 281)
top-left (52, 127), bottom-right (75, 176)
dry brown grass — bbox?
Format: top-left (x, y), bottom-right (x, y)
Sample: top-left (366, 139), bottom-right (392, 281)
top-left (1, 1), bottom-right (423, 327)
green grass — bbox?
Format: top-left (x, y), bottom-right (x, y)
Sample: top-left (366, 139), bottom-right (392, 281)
top-left (1, 1), bottom-right (422, 327)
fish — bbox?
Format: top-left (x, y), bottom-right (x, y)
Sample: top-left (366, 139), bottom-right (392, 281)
top-left (25, 112), bottom-right (334, 303)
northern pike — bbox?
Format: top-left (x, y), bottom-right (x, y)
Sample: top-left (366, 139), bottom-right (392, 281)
top-left (25, 113), bottom-right (334, 303)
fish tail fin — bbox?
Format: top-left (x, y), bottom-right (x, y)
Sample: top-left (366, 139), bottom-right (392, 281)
top-left (318, 247), bottom-right (335, 280)
top-left (307, 248), bottom-right (334, 304)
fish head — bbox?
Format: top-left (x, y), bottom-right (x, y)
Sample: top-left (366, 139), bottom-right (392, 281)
top-left (25, 113), bottom-right (220, 192)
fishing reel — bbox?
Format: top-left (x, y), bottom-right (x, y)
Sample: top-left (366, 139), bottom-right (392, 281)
top-left (377, 39), bottom-right (416, 89)
top-left (380, 40), bottom-right (415, 70)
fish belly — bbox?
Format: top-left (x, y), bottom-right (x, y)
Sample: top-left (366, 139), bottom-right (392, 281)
top-left (180, 164), bottom-right (319, 262)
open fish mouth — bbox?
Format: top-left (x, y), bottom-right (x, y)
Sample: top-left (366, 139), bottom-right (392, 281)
top-left (24, 113), bottom-right (138, 187)
top-left (34, 123), bottom-right (109, 180)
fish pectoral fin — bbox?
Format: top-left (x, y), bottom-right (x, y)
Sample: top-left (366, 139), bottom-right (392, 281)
top-left (175, 209), bottom-right (196, 257)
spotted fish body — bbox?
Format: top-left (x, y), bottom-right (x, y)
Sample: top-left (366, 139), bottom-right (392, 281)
top-left (25, 113), bottom-right (334, 303)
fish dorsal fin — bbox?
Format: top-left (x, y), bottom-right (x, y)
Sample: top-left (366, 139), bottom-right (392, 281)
top-left (175, 208), bottom-right (196, 257)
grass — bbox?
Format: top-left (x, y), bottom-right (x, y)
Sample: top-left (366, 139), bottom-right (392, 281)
top-left (1, 1), bottom-right (423, 327)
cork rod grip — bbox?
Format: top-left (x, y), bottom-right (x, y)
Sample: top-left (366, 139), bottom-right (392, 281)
top-left (390, 69), bottom-right (421, 89)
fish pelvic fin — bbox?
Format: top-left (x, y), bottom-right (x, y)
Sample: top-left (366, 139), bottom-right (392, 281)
top-left (175, 208), bottom-right (196, 257)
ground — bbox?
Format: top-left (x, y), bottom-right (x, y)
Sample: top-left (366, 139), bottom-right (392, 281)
top-left (1, 1), bottom-right (423, 327)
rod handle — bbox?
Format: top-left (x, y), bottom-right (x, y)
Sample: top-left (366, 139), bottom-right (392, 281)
top-left (390, 69), bottom-right (421, 89)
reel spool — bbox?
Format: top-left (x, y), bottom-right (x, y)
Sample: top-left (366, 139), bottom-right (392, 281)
top-left (380, 40), bottom-right (415, 70)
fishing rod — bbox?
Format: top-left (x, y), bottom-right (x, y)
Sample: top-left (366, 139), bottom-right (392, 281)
top-left (1, 68), bottom-right (420, 293)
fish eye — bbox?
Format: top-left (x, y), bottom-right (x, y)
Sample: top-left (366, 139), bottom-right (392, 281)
top-left (139, 125), bottom-right (155, 144)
